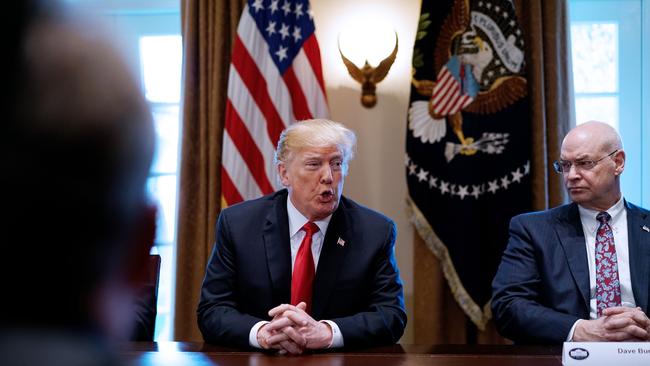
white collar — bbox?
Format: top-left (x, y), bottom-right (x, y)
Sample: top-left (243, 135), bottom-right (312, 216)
top-left (578, 196), bottom-right (625, 230)
top-left (286, 195), bottom-right (332, 237)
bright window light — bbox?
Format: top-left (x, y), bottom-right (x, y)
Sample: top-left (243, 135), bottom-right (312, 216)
top-left (147, 175), bottom-right (178, 245)
top-left (575, 96), bottom-right (619, 130)
top-left (151, 105), bottom-right (181, 175)
top-left (570, 23), bottom-right (618, 93)
top-left (140, 35), bottom-right (182, 103)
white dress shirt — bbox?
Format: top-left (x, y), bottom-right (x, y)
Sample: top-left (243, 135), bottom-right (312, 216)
top-left (567, 197), bottom-right (636, 340)
top-left (248, 198), bottom-right (344, 348)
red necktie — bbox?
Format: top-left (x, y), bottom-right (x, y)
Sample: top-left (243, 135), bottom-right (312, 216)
top-left (291, 222), bottom-right (319, 314)
top-left (595, 211), bottom-right (621, 317)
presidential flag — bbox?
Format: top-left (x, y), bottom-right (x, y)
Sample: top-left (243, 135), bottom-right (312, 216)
top-left (406, 0), bottom-right (532, 330)
top-left (222, 0), bottom-right (328, 206)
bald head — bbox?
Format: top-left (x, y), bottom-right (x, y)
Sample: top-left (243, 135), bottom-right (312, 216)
top-left (562, 121), bottom-right (622, 156)
top-left (559, 121), bottom-right (625, 211)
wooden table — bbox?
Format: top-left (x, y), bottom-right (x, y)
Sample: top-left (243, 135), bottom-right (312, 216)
top-left (122, 342), bottom-right (563, 366)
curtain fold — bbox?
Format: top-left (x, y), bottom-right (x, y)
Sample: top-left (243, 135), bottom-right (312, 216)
top-left (413, 0), bottom-right (571, 344)
top-left (174, 0), bottom-right (246, 341)
top-left (525, 0), bottom-right (572, 211)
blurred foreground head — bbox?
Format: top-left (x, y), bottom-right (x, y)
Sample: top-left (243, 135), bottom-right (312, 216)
top-left (0, 0), bottom-right (156, 338)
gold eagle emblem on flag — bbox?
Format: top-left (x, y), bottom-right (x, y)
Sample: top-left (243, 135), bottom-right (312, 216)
top-left (410, 0), bottom-right (527, 161)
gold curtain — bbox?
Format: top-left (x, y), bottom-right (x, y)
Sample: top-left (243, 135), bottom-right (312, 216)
top-left (413, 0), bottom-right (571, 344)
top-left (174, 0), bottom-right (246, 341)
top-left (526, 0), bottom-right (572, 210)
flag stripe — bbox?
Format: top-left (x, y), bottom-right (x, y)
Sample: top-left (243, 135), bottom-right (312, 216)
top-left (444, 95), bottom-right (464, 115)
top-left (221, 166), bottom-right (244, 206)
top-left (301, 34), bottom-right (327, 98)
top-left (227, 66), bottom-right (279, 185)
top-left (438, 81), bottom-right (459, 113)
top-left (431, 73), bottom-right (448, 104)
top-left (222, 129), bottom-right (263, 201)
top-left (225, 101), bottom-right (275, 194)
top-left (432, 71), bottom-right (454, 106)
top-left (292, 47), bottom-right (328, 118)
top-left (440, 83), bottom-right (462, 115)
top-left (448, 95), bottom-right (467, 114)
top-left (454, 95), bottom-right (472, 113)
top-left (283, 66), bottom-right (312, 120)
top-left (231, 36), bottom-right (285, 143)
top-left (436, 76), bottom-right (459, 114)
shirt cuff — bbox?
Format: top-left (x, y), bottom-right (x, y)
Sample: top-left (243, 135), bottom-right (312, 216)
top-left (249, 320), bottom-right (270, 348)
top-left (321, 320), bottom-right (344, 348)
top-left (566, 319), bottom-right (581, 341)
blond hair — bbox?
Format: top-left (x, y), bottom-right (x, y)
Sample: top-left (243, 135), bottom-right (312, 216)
top-left (274, 119), bottom-right (357, 174)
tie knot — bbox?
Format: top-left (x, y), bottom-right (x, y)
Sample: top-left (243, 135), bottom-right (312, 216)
top-left (596, 211), bottom-right (611, 224)
top-left (302, 222), bottom-right (319, 236)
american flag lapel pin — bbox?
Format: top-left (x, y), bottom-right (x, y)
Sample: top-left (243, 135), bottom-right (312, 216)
top-left (337, 237), bottom-right (345, 247)
top-left (642, 225), bottom-right (650, 233)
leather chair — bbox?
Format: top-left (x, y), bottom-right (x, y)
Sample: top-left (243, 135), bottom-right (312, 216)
top-left (131, 254), bottom-right (161, 341)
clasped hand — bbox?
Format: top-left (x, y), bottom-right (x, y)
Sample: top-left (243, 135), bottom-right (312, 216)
top-left (574, 306), bottom-right (650, 341)
top-left (256, 302), bottom-right (333, 355)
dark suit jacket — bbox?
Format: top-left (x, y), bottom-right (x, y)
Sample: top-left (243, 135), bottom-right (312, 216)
top-left (197, 190), bottom-right (406, 349)
top-left (492, 201), bottom-right (650, 344)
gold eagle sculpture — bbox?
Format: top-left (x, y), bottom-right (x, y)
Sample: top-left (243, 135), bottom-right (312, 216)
top-left (339, 32), bottom-right (398, 108)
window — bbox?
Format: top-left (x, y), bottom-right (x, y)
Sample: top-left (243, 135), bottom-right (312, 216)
top-left (68, 0), bottom-right (182, 341)
top-left (569, 0), bottom-right (649, 208)
top-left (140, 34), bottom-right (182, 342)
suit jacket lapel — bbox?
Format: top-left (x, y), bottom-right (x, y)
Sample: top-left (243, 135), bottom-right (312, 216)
top-left (556, 203), bottom-right (591, 311)
top-left (626, 201), bottom-right (650, 312)
top-left (262, 191), bottom-right (292, 305)
top-left (311, 204), bottom-right (350, 319)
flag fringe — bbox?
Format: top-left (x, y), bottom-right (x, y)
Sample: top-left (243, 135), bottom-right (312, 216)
top-left (406, 196), bottom-right (491, 331)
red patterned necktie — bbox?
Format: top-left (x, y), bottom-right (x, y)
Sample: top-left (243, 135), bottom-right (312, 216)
top-left (291, 222), bottom-right (319, 314)
top-left (595, 211), bottom-right (622, 317)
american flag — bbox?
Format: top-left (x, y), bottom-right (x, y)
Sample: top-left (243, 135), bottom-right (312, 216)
top-left (222, 0), bottom-right (328, 206)
top-left (431, 56), bottom-right (478, 116)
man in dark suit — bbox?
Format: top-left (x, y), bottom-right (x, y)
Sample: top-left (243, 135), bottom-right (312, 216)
top-left (1, 1), bottom-right (156, 364)
top-left (198, 119), bottom-right (406, 354)
top-left (492, 121), bottom-right (650, 344)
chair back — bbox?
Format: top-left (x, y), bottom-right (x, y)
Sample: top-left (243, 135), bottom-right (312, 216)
top-left (131, 254), bottom-right (161, 341)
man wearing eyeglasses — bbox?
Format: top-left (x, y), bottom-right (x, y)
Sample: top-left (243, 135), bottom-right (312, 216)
top-left (492, 121), bottom-right (650, 344)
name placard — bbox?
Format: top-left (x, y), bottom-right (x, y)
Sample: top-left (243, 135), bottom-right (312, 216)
top-left (563, 342), bottom-right (650, 366)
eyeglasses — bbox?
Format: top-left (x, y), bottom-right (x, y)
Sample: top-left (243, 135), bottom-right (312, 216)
top-left (553, 150), bottom-right (618, 174)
